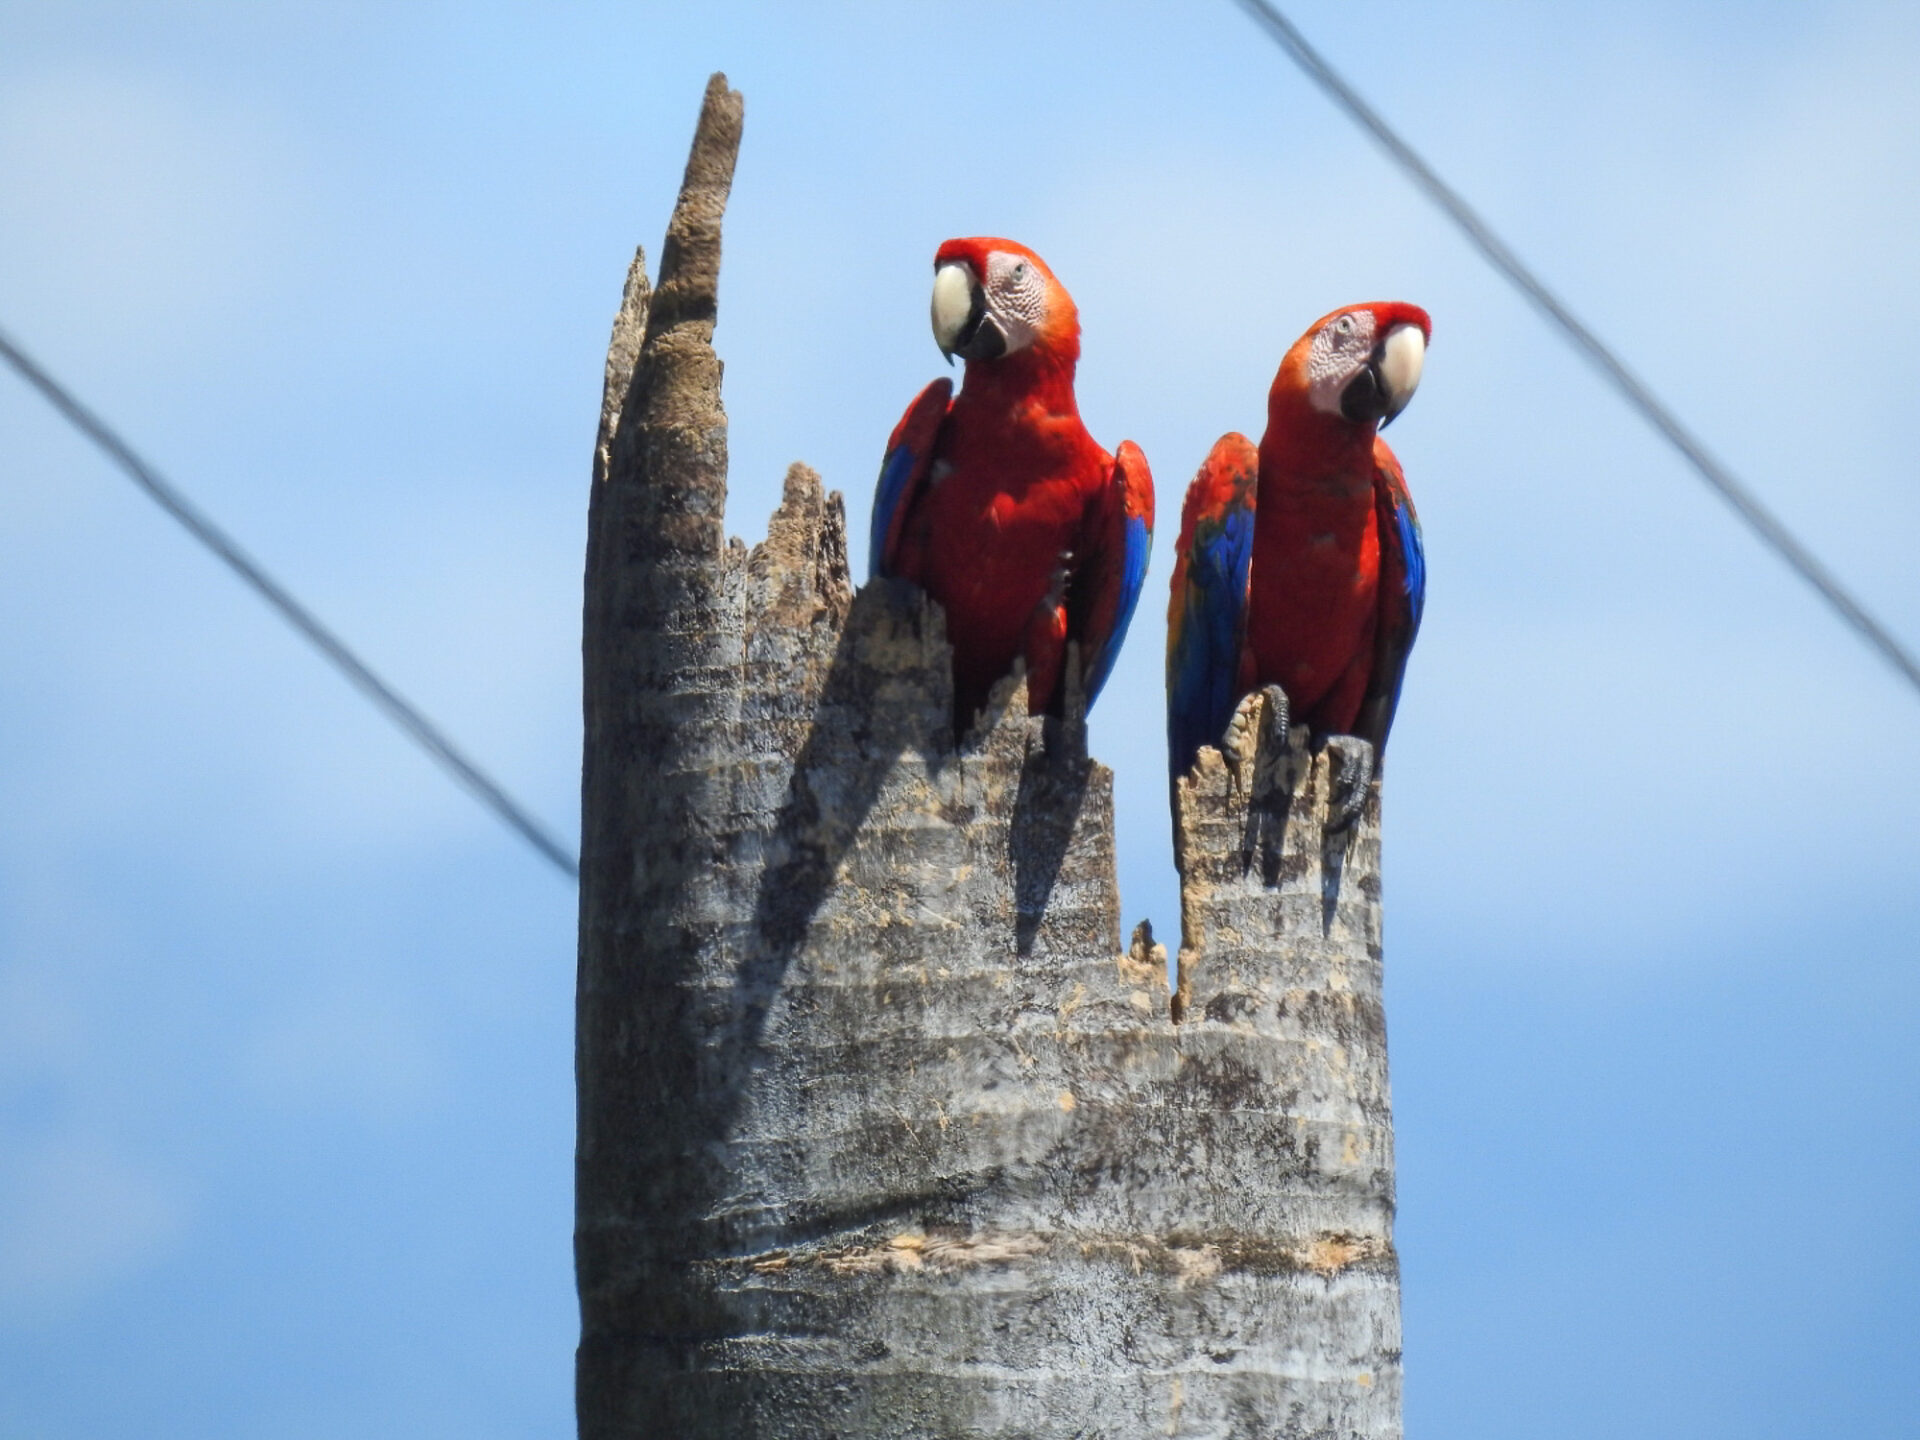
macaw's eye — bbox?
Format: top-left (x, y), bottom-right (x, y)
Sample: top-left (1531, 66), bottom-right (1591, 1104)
top-left (1011, 261), bottom-right (1028, 282)
top-left (1333, 314), bottom-right (1356, 336)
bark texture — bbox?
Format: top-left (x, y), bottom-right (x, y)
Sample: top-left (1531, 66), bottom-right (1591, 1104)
top-left (577, 75), bottom-right (1400, 1440)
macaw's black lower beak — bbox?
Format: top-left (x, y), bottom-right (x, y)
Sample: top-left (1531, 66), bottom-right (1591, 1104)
top-left (1340, 362), bottom-right (1388, 425)
top-left (958, 316), bottom-right (1007, 362)
top-left (950, 303), bottom-right (1006, 363)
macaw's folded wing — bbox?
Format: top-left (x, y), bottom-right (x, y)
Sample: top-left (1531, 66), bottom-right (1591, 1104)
top-left (1166, 432), bottom-right (1258, 777)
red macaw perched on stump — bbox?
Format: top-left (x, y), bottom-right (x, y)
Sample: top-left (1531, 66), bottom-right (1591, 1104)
top-left (1167, 301), bottom-right (1430, 824)
top-left (869, 238), bottom-right (1154, 733)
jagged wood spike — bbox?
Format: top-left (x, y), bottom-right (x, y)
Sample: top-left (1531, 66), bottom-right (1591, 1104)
top-left (578, 77), bottom-right (1401, 1440)
top-left (594, 249), bottom-right (650, 488)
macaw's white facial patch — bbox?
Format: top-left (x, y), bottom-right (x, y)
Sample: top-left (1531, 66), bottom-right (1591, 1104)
top-left (1377, 323), bottom-right (1425, 410)
top-left (983, 250), bottom-right (1048, 354)
top-left (931, 262), bottom-right (976, 356)
top-left (1306, 309), bottom-right (1378, 415)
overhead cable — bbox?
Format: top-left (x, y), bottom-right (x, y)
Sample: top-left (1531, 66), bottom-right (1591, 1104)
top-left (1233, 0), bottom-right (1920, 698)
top-left (0, 324), bottom-right (581, 880)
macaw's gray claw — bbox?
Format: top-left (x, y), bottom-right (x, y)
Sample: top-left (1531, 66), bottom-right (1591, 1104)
top-left (1328, 735), bottom-right (1376, 832)
top-left (1263, 685), bottom-right (1291, 754)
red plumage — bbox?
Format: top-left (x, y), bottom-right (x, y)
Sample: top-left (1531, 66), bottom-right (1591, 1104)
top-left (1242, 301), bottom-right (1429, 741)
top-left (875, 238), bottom-right (1153, 729)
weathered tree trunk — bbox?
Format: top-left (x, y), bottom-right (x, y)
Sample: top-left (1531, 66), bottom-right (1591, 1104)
top-left (577, 75), bottom-right (1401, 1439)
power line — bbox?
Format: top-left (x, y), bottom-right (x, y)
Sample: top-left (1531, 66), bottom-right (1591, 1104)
top-left (1233, 0), bottom-right (1920, 700)
top-left (0, 324), bottom-right (581, 881)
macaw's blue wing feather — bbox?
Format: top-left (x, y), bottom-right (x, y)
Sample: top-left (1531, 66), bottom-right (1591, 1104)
top-left (867, 378), bottom-right (952, 582)
top-left (1166, 433), bottom-right (1259, 777)
top-left (1075, 441), bottom-right (1155, 709)
top-left (1354, 437), bottom-right (1425, 760)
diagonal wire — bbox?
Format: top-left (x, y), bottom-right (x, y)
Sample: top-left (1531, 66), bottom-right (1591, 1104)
top-left (1233, 0), bottom-right (1920, 699)
top-left (0, 323), bottom-right (580, 881)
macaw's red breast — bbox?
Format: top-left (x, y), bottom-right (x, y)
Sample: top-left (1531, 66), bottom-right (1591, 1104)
top-left (903, 383), bottom-right (1113, 724)
top-left (1242, 427), bottom-right (1385, 736)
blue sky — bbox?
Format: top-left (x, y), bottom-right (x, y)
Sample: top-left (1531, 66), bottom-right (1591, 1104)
top-left (2, 2), bottom-right (1916, 1436)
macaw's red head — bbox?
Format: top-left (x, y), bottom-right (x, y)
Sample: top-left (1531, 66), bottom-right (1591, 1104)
top-left (1271, 301), bottom-right (1431, 432)
top-left (929, 237), bottom-right (1081, 369)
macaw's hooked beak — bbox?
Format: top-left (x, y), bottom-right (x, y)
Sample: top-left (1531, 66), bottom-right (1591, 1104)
top-left (1340, 321), bottom-right (1427, 428)
top-left (931, 261), bottom-right (1006, 364)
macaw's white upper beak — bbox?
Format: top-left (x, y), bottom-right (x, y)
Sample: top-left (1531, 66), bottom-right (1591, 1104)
top-left (930, 261), bottom-right (1003, 363)
top-left (931, 263), bottom-right (975, 361)
top-left (1375, 322), bottom-right (1425, 427)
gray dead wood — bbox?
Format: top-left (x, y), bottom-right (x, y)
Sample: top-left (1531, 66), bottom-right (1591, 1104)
top-left (577, 74), bottom-right (1402, 1440)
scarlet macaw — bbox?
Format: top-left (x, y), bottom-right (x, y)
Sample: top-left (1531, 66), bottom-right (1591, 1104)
top-left (1167, 302), bottom-right (1429, 820)
top-left (869, 238), bottom-right (1154, 731)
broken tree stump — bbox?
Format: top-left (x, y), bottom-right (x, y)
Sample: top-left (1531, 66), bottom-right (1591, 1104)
top-left (576, 73), bottom-right (1401, 1440)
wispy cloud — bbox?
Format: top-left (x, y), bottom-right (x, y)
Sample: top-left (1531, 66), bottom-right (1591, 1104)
top-left (0, 1131), bottom-right (190, 1324)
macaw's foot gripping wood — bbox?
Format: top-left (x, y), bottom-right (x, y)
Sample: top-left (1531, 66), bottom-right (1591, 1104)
top-left (577, 74), bottom-right (1401, 1440)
